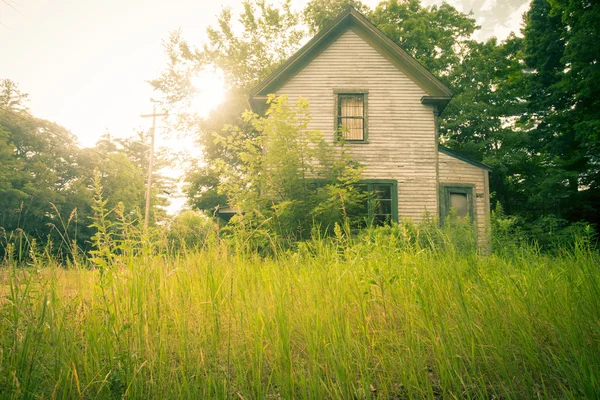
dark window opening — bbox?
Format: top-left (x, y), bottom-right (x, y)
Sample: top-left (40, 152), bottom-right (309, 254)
top-left (351, 181), bottom-right (397, 227)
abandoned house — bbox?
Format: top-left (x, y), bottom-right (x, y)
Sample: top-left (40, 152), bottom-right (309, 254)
top-left (246, 7), bottom-right (492, 249)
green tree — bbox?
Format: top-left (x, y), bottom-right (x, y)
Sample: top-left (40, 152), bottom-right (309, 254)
top-left (0, 79), bottom-right (29, 112)
top-left (303, 0), bottom-right (370, 34)
top-left (79, 132), bottom-right (175, 226)
top-left (151, 0), bottom-right (306, 214)
top-left (214, 95), bottom-right (363, 242)
top-left (548, 0), bottom-right (600, 225)
top-left (520, 0), bottom-right (600, 225)
top-left (439, 36), bottom-right (529, 215)
top-left (369, 0), bottom-right (478, 76)
top-left (0, 80), bottom-right (86, 258)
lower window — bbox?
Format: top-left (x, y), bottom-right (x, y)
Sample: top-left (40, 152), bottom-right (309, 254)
top-left (351, 180), bottom-right (398, 227)
top-left (439, 184), bottom-right (474, 222)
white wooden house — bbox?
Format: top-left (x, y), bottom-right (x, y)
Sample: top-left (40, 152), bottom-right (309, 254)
top-left (248, 7), bottom-right (491, 250)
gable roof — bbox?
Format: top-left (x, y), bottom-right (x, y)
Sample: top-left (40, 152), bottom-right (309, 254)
top-left (249, 7), bottom-right (453, 112)
top-left (439, 145), bottom-right (493, 172)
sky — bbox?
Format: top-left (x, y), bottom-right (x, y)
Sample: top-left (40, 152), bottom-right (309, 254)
top-left (0, 0), bottom-right (531, 212)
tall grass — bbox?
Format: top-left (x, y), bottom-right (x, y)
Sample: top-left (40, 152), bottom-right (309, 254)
top-left (1, 222), bottom-right (599, 399)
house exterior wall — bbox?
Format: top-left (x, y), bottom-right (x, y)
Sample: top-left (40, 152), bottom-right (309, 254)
top-left (438, 151), bottom-right (491, 251)
top-left (276, 28), bottom-right (439, 222)
top-left (274, 27), bottom-right (491, 250)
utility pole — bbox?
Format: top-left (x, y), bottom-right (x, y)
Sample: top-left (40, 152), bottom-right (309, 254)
top-left (141, 106), bottom-right (168, 228)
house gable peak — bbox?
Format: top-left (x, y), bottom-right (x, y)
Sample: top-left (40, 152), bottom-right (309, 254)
top-left (249, 6), bottom-right (453, 109)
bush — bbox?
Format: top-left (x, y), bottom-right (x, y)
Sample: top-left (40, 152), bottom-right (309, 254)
top-left (491, 202), bottom-right (597, 253)
top-left (166, 210), bottom-right (219, 252)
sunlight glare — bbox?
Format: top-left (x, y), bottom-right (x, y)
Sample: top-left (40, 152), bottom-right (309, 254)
top-left (190, 69), bottom-right (226, 117)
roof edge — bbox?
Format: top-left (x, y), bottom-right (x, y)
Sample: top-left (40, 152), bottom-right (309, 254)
top-left (250, 7), bottom-right (453, 99)
top-left (421, 96), bottom-right (453, 114)
top-left (439, 145), bottom-right (493, 172)
top-left (249, 8), bottom-right (353, 98)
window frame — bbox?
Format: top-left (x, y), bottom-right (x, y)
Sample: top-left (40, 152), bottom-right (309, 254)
top-left (357, 179), bottom-right (398, 225)
top-left (439, 183), bottom-right (475, 225)
top-left (334, 89), bottom-right (369, 143)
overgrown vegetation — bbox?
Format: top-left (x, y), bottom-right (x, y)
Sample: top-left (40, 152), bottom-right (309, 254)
top-left (1, 202), bottom-right (598, 398)
top-left (0, 79), bottom-right (175, 260)
top-left (213, 95), bottom-right (366, 246)
top-left (153, 0), bottom-right (599, 244)
top-left (1, 1), bottom-right (599, 396)
top-left (1, 162), bottom-right (597, 398)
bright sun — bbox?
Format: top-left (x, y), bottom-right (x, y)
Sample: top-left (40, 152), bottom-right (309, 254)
top-left (190, 69), bottom-right (226, 117)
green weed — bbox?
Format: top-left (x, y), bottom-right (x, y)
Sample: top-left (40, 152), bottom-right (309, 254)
top-left (1, 224), bottom-right (598, 398)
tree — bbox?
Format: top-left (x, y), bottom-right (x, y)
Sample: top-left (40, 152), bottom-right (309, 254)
top-left (213, 95), bottom-right (363, 241)
top-left (439, 36), bottom-right (529, 215)
top-left (548, 0), bottom-right (600, 225)
top-left (519, 0), bottom-right (600, 225)
top-left (0, 80), bottom-right (179, 259)
top-left (303, 0), bottom-right (370, 34)
top-left (369, 0), bottom-right (478, 76)
top-left (151, 0), bottom-right (306, 214)
top-left (78, 132), bottom-right (175, 226)
top-left (0, 80), bottom-right (86, 258)
top-left (0, 79), bottom-right (29, 112)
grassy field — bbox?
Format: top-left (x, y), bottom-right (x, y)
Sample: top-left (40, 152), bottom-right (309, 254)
top-left (0, 232), bottom-right (599, 399)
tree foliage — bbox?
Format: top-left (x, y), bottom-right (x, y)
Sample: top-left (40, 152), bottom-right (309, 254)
top-left (214, 95), bottom-right (364, 242)
top-left (303, 0), bottom-right (370, 34)
top-left (370, 0), bottom-right (478, 76)
top-left (0, 80), bottom-right (175, 259)
top-left (0, 81), bottom-right (83, 256)
top-left (439, 35), bottom-right (528, 215)
top-left (518, 0), bottom-right (600, 226)
top-left (151, 0), bottom-right (307, 213)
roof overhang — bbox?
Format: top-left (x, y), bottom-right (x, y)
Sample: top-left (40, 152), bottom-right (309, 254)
top-left (421, 95), bottom-right (453, 115)
top-left (249, 7), bottom-right (453, 111)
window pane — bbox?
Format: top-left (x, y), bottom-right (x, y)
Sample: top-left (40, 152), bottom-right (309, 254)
top-left (340, 95), bottom-right (363, 117)
top-left (375, 199), bottom-right (392, 215)
top-left (341, 118), bottom-right (363, 140)
top-left (372, 184), bottom-right (392, 199)
top-left (339, 94), bottom-right (364, 141)
top-left (348, 182), bottom-right (395, 227)
top-left (450, 192), bottom-right (468, 218)
top-left (369, 184), bottom-right (393, 222)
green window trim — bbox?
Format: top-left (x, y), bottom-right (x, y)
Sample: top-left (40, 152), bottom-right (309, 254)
top-left (439, 183), bottom-right (476, 225)
top-left (357, 179), bottom-right (398, 224)
top-left (334, 89), bottom-right (369, 143)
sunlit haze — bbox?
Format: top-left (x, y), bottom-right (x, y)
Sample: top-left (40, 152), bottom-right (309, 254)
top-left (190, 70), bottom-right (226, 118)
top-left (0, 0), bottom-right (530, 213)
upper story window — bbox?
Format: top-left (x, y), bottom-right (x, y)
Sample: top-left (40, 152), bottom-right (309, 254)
top-left (335, 90), bottom-right (368, 142)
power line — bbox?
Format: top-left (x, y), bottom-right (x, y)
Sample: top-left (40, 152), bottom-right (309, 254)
top-left (2, 0), bottom-right (22, 14)
top-left (0, 106), bottom-right (144, 175)
top-left (0, 21), bottom-right (13, 31)
top-left (1, 0), bottom-right (22, 31)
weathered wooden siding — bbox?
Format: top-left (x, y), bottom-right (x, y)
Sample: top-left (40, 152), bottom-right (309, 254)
top-left (276, 28), bottom-right (438, 221)
top-left (438, 152), bottom-right (491, 251)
